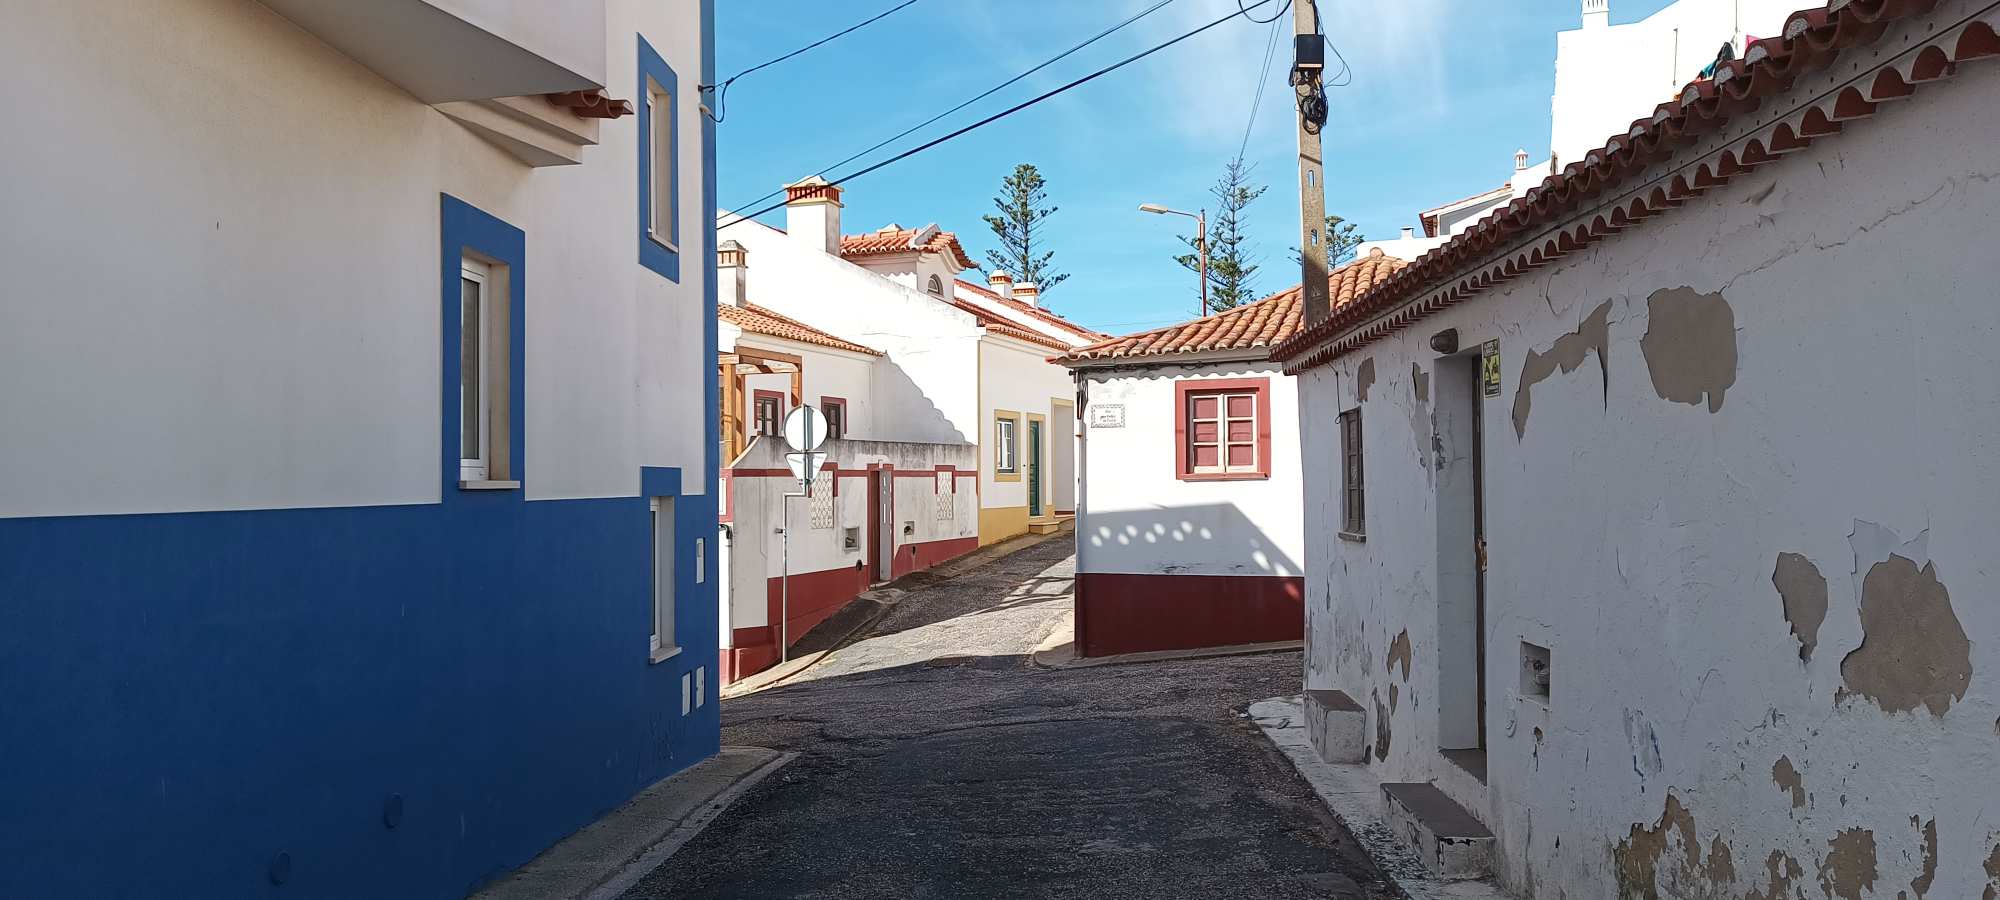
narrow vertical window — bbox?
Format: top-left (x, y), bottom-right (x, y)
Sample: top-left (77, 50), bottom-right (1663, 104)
top-left (995, 417), bottom-right (1018, 473)
top-left (1341, 408), bottom-right (1365, 536)
top-left (646, 77), bottom-right (676, 250)
top-left (821, 397), bottom-right (847, 440)
top-left (753, 392), bottom-right (783, 437)
top-left (651, 496), bottom-right (678, 661)
top-left (459, 259), bottom-right (490, 481)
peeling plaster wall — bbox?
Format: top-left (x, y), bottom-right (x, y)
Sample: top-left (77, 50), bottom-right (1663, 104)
top-left (1077, 361), bottom-right (1302, 579)
top-left (1300, 47), bottom-right (2000, 900)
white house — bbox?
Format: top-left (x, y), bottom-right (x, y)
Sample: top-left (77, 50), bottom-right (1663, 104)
top-left (1275, 0), bottom-right (2000, 894)
top-left (1, 1), bottom-right (718, 897)
top-left (1058, 253), bottom-right (1404, 657)
top-left (711, 240), bottom-right (982, 682)
top-left (719, 180), bottom-right (1100, 548)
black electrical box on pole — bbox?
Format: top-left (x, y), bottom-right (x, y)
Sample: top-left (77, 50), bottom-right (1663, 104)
top-left (1293, 0), bottom-right (1331, 327)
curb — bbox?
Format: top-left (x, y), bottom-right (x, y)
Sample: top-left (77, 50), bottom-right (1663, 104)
top-left (472, 747), bottom-right (797, 900)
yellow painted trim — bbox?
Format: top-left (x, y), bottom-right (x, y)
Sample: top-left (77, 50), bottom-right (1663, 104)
top-left (979, 505), bottom-right (1030, 545)
top-left (991, 408), bottom-right (1022, 483)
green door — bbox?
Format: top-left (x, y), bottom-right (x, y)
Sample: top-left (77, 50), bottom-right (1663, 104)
top-left (1027, 419), bottom-right (1043, 517)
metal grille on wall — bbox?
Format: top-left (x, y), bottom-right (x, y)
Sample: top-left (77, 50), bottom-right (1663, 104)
top-left (935, 471), bottom-right (955, 522)
top-left (810, 470), bottom-right (835, 529)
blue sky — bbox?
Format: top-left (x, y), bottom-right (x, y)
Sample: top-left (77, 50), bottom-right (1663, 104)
top-left (715, 1), bottom-right (1677, 335)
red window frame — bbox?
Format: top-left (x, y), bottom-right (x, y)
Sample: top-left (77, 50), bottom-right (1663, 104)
top-left (1173, 377), bottom-right (1272, 481)
top-left (752, 389), bottom-right (784, 437)
top-left (819, 396), bottom-right (847, 440)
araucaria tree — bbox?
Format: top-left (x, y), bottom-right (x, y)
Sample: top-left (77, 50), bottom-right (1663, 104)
top-left (983, 163), bottom-right (1069, 294)
top-left (1292, 213), bottom-right (1366, 268)
top-left (1175, 158), bottom-right (1267, 311)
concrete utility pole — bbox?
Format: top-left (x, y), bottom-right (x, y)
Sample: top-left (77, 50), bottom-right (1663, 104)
top-left (1293, 0), bottom-right (1331, 327)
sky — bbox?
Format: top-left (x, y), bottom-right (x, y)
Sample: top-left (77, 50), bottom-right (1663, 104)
top-left (715, 1), bottom-right (1679, 336)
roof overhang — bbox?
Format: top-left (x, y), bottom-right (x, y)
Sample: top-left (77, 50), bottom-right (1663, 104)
top-left (257, 0), bottom-right (605, 103)
top-left (1061, 347), bottom-right (1275, 372)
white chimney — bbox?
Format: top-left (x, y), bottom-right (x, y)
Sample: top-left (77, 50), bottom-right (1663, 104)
top-left (1400, 226), bottom-right (1415, 240)
top-left (717, 240), bottom-right (747, 307)
top-left (987, 270), bottom-right (1015, 301)
top-left (1582, 0), bottom-right (1608, 28)
top-left (782, 176), bottom-right (843, 255)
top-left (1514, 148), bottom-right (1530, 171)
top-left (1014, 281), bottom-right (1041, 307)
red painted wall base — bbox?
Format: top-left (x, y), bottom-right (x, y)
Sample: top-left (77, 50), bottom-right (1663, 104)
top-left (1075, 572), bottom-right (1304, 658)
top-left (721, 535), bottom-right (981, 684)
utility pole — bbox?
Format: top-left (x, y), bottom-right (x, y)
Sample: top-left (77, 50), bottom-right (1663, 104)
top-left (1293, 0), bottom-right (1331, 327)
top-left (1195, 209), bottom-right (1209, 317)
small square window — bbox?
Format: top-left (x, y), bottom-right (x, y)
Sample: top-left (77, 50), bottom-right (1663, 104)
top-left (753, 392), bottom-right (783, 438)
top-left (821, 397), bottom-right (847, 440)
top-left (994, 417), bottom-right (1018, 473)
top-left (1175, 379), bottom-right (1268, 481)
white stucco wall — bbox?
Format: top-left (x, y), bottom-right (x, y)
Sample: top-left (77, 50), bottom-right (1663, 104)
top-left (717, 217), bottom-right (981, 445)
top-left (1552, 0), bottom-right (1801, 167)
top-left (726, 334), bottom-right (879, 445)
top-left (978, 336), bottom-right (1074, 517)
top-left (1301, 45), bottom-right (2000, 898)
top-left (721, 437), bottom-right (976, 637)
top-left (1076, 361), bottom-right (1302, 580)
top-left (0, 0), bottom-right (709, 518)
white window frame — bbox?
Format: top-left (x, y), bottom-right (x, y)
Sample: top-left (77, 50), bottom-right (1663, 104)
top-left (459, 258), bottom-right (491, 482)
top-left (646, 78), bottom-right (677, 253)
top-left (651, 497), bottom-right (679, 662)
top-left (1187, 390), bottom-right (1259, 475)
top-left (995, 417), bottom-right (1018, 473)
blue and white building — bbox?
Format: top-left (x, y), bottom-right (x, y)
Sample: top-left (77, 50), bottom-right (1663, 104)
top-left (0, 1), bottom-right (719, 896)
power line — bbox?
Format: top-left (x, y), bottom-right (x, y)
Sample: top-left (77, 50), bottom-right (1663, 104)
top-left (721, 0), bottom-right (1284, 227)
top-left (703, 0), bottom-right (923, 122)
top-left (1236, 0), bottom-right (1291, 163)
top-left (725, 0), bottom-right (1179, 218)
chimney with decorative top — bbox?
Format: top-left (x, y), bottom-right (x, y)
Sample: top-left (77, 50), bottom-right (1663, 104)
top-left (783, 176), bottom-right (843, 255)
top-left (1014, 281), bottom-right (1041, 308)
top-left (717, 240), bottom-right (747, 307)
top-left (987, 270), bottom-right (1015, 301)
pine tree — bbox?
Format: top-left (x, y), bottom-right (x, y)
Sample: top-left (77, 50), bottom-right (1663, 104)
top-left (1174, 159), bottom-right (1267, 311)
top-left (982, 163), bottom-right (1069, 294)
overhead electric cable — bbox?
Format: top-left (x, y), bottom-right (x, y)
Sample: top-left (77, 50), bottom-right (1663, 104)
top-left (725, 0), bottom-right (1179, 218)
top-left (703, 0), bottom-right (923, 122)
top-left (1236, 0), bottom-right (1291, 163)
top-left (722, 0), bottom-right (1284, 227)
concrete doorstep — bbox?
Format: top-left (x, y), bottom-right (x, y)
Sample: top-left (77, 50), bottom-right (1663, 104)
top-left (1247, 696), bottom-right (1512, 900)
top-left (469, 746), bottom-right (796, 900)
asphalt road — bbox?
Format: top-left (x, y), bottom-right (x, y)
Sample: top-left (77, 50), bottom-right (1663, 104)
top-left (622, 537), bottom-right (1395, 899)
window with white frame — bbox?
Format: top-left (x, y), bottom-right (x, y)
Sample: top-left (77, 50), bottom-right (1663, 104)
top-left (651, 496), bottom-right (677, 661)
top-left (994, 417), bottom-right (1018, 473)
top-left (459, 258), bottom-right (492, 482)
top-left (645, 78), bottom-right (676, 252)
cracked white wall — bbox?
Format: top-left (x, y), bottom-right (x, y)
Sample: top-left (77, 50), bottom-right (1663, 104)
top-left (1301, 49), bottom-right (2000, 899)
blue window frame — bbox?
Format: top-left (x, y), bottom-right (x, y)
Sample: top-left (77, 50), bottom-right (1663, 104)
top-left (440, 193), bottom-right (527, 496)
top-left (638, 36), bottom-right (681, 282)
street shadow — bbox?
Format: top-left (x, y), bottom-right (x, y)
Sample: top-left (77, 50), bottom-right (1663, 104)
top-left (1077, 503), bottom-right (1300, 578)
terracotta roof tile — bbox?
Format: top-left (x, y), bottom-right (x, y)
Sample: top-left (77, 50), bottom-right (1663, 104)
top-left (839, 225), bottom-right (976, 270)
top-left (1275, 0), bottom-right (1998, 373)
top-left (720, 303), bottom-right (881, 356)
top-left (1061, 252), bottom-right (1407, 364)
top-left (948, 299), bottom-right (1075, 351)
top-left (953, 278), bottom-right (1106, 342)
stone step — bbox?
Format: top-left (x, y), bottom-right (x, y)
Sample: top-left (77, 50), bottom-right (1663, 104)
top-left (1381, 782), bottom-right (1494, 880)
top-left (1303, 689), bottom-right (1367, 764)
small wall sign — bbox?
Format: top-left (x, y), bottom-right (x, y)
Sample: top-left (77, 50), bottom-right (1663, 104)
top-left (1089, 405), bottom-right (1126, 428)
top-left (1480, 340), bottom-right (1502, 397)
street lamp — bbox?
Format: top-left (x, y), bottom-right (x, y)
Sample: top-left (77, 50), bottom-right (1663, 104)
top-left (1139, 203), bottom-right (1208, 317)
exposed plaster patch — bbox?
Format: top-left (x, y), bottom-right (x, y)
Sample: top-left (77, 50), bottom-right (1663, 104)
top-left (1510, 299), bottom-right (1612, 438)
top-left (1910, 817), bottom-right (1937, 899)
top-left (1410, 363), bottom-right (1429, 403)
top-left (1386, 629), bottom-right (1412, 682)
top-left (1612, 793), bottom-right (1732, 899)
top-left (1772, 756), bottom-right (1807, 809)
top-left (1639, 286), bottom-right (1737, 413)
top-left (1624, 709), bottom-right (1663, 782)
top-left (1773, 553), bottom-right (1829, 662)
top-left (1372, 690), bottom-right (1391, 761)
top-left (1745, 850), bottom-right (1806, 900)
top-left (1388, 683), bottom-right (1399, 713)
top-left (1818, 828), bottom-right (1878, 900)
top-left (1355, 357), bottom-right (1376, 402)
top-left (1839, 554), bottom-right (1971, 717)
top-left (1982, 840), bottom-right (2000, 900)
